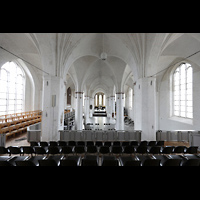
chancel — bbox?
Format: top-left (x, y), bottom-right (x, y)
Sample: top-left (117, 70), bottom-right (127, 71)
top-left (1, 33), bottom-right (200, 166)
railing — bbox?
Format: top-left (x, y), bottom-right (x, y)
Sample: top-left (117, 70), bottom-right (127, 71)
top-left (156, 130), bottom-right (196, 142)
top-left (27, 122), bottom-right (41, 142)
top-left (59, 130), bottom-right (142, 141)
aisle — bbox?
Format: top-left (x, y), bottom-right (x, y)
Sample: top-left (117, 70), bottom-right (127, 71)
top-left (85, 116), bottom-right (116, 130)
top-left (5, 132), bottom-right (29, 147)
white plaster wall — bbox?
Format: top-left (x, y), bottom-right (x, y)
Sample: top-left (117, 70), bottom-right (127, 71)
top-left (159, 62), bottom-right (200, 131)
top-left (25, 75), bottom-right (33, 111)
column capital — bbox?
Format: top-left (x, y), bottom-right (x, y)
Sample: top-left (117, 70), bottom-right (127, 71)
top-left (75, 91), bottom-right (83, 94)
top-left (116, 92), bottom-right (124, 94)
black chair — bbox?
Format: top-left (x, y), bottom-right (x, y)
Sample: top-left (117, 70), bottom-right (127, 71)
top-left (130, 141), bottom-right (139, 146)
top-left (136, 146), bottom-right (148, 154)
top-left (99, 146), bottom-right (110, 155)
top-left (0, 156), bottom-right (12, 166)
top-left (0, 156), bottom-right (13, 167)
top-left (123, 145), bottom-right (135, 155)
top-left (30, 141), bottom-right (39, 147)
top-left (16, 160), bottom-right (36, 166)
top-left (74, 146), bottom-right (85, 155)
top-left (156, 141), bottom-right (164, 146)
top-left (86, 141), bottom-right (94, 146)
top-left (119, 157), bottom-right (141, 166)
top-left (173, 146), bottom-right (186, 154)
top-left (95, 141), bottom-right (103, 147)
top-left (49, 141), bottom-right (58, 146)
top-left (82, 155), bottom-right (98, 166)
top-left (57, 141), bottom-right (67, 146)
top-left (185, 146), bottom-right (198, 154)
top-left (47, 155), bottom-right (63, 165)
top-left (111, 146), bottom-right (123, 155)
top-left (0, 161), bottom-right (13, 166)
top-left (0, 146), bottom-right (9, 155)
top-left (60, 159), bottom-right (77, 166)
top-left (47, 146), bottom-right (60, 155)
top-left (122, 142), bottom-right (130, 146)
top-left (142, 159), bottom-right (161, 166)
top-left (182, 159), bottom-right (200, 166)
top-left (39, 141), bottom-right (49, 147)
top-left (76, 141), bottom-right (85, 146)
top-left (149, 146), bottom-right (161, 154)
top-left (101, 156), bottom-right (119, 166)
top-left (162, 146), bottom-right (174, 154)
top-left (104, 142), bottom-right (112, 147)
top-left (139, 141), bottom-right (148, 146)
top-left (148, 141), bottom-right (157, 146)
top-left (59, 156), bottom-right (81, 166)
top-left (113, 141), bottom-right (120, 146)
top-left (0, 156), bottom-right (10, 161)
top-left (20, 146), bottom-right (35, 156)
top-left (26, 156), bottom-right (46, 166)
top-left (68, 141), bottom-right (76, 146)
top-left (162, 159), bottom-right (181, 166)
top-left (39, 159), bottom-right (58, 166)
top-left (86, 145), bottom-right (98, 154)
top-left (7, 156), bottom-right (28, 166)
top-left (7, 146), bottom-right (22, 156)
top-left (34, 146), bottom-right (47, 155)
top-left (60, 146), bottom-right (73, 155)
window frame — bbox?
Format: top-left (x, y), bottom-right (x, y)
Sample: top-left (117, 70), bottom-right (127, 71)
top-left (0, 61), bottom-right (25, 116)
top-left (172, 62), bottom-right (193, 119)
top-left (129, 87), bottom-right (133, 109)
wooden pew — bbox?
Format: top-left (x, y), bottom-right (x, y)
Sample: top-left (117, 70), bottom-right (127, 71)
top-left (0, 110), bottom-right (42, 140)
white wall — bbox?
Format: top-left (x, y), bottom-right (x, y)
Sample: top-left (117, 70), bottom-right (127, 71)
top-left (159, 61), bottom-right (200, 131)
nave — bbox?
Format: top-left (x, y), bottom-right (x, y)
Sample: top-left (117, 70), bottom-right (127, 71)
top-left (84, 116), bottom-right (116, 131)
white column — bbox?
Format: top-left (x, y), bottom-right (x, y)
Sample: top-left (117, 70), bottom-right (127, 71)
top-left (41, 75), bottom-right (64, 141)
top-left (84, 96), bottom-right (90, 123)
top-left (110, 96), bottom-right (115, 118)
top-left (75, 92), bottom-right (83, 130)
top-left (89, 97), bottom-right (94, 117)
top-left (106, 97), bottom-right (111, 118)
top-left (116, 92), bottom-right (124, 131)
top-left (41, 75), bottom-right (52, 141)
top-left (134, 77), bottom-right (157, 141)
top-left (71, 89), bottom-right (75, 110)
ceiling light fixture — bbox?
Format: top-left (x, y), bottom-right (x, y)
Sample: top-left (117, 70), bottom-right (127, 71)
top-left (100, 33), bottom-right (107, 61)
top-left (100, 52), bottom-right (107, 61)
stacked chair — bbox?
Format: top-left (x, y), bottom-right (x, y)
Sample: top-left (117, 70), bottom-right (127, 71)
top-left (0, 140), bottom-right (199, 166)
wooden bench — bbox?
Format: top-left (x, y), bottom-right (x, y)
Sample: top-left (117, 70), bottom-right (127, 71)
top-left (0, 110), bottom-right (42, 140)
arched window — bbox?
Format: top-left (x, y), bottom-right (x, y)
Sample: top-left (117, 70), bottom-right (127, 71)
top-left (99, 94), bottom-right (102, 106)
top-left (0, 62), bottom-right (25, 115)
top-left (67, 87), bottom-right (71, 105)
top-left (173, 63), bottom-right (193, 118)
top-left (129, 88), bottom-right (133, 109)
top-left (95, 94), bottom-right (98, 106)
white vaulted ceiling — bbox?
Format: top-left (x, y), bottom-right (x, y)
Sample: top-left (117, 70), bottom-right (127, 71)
top-left (1, 33), bottom-right (200, 96)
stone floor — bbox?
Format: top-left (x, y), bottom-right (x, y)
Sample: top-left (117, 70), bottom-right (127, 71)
top-left (5, 131), bottom-right (190, 148)
top-left (5, 131), bottom-right (29, 147)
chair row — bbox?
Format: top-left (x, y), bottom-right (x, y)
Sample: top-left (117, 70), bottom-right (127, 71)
top-left (30, 140), bottom-right (165, 147)
top-left (1, 154), bottom-right (200, 166)
top-left (1, 145), bottom-right (198, 156)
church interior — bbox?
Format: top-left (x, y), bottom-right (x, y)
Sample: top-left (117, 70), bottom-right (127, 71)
top-left (1, 33), bottom-right (200, 166)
